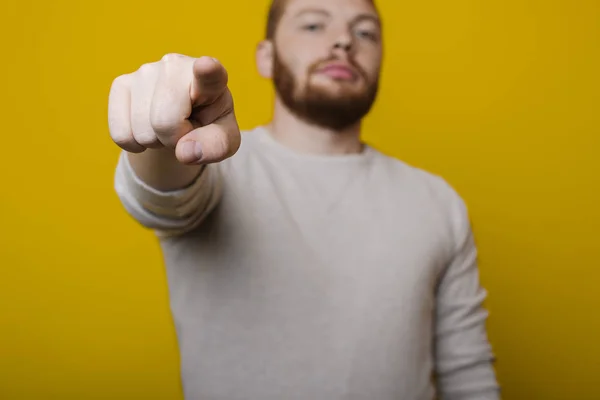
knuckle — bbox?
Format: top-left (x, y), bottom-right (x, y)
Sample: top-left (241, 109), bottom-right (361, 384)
top-left (136, 62), bottom-right (157, 76)
top-left (219, 135), bottom-right (230, 154)
top-left (218, 131), bottom-right (238, 157)
top-left (220, 68), bottom-right (229, 86)
top-left (111, 73), bottom-right (131, 89)
top-left (161, 53), bottom-right (176, 62)
top-left (111, 132), bottom-right (134, 148)
top-left (108, 120), bottom-right (129, 143)
top-left (226, 132), bottom-right (241, 157)
top-left (161, 53), bottom-right (185, 64)
top-left (149, 111), bottom-right (178, 135)
top-left (132, 131), bottom-right (156, 145)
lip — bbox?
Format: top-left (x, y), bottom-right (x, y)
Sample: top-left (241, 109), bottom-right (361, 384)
top-left (315, 62), bottom-right (358, 80)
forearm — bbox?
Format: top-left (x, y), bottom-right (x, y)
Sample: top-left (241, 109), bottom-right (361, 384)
top-left (115, 150), bottom-right (223, 235)
top-left (127, 148), bottom-right (204, 192)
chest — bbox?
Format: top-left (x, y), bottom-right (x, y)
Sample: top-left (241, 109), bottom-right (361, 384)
top-left (162, 168), bottom-right (449, 399)
top-left (200, 169), bottom-right (451, 309)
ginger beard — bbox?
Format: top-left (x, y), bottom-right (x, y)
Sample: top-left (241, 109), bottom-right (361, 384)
top-left (272, 49), bottom-right (379, 131)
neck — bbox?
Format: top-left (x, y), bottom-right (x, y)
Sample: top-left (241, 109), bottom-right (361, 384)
top-left (266, 97), bottom-right (364, 155)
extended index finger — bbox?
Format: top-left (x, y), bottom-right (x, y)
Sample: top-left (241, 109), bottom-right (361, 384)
top-left (190, 57), bottom-right (229, 107)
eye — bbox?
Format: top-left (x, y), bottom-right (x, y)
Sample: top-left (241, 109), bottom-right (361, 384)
top-left (356, 30), bottom-right (378, 41)
top-left (303, 23), bottom-right (324, 32)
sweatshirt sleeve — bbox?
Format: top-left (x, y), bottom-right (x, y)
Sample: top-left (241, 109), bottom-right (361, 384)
top-left (434, 193), bottom-right (501, 400)
top-left (114, 151), bottom-right (223, 237)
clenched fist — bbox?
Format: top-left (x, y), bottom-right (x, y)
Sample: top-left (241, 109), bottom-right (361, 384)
top-left (108, 54), bottom-right (241, 164)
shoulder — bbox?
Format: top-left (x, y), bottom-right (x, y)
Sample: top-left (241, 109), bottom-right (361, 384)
top-left (370, 148), bottom-right (462, 199)
top-left (369, 147), bottom-right (472, 241)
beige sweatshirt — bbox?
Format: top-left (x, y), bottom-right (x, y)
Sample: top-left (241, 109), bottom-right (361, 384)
top-left (114, 126), bottom-right (500, 400)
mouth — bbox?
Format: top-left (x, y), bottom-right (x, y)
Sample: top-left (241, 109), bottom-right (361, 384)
top-left (314, 63), bottom-right (358, 81)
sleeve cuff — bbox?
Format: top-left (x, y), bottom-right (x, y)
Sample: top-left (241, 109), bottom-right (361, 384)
top-left (117, 150), bottom-right (219, 219)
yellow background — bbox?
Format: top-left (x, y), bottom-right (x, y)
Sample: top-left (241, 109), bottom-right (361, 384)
top-left (1, 0), bottom-right (598, 398)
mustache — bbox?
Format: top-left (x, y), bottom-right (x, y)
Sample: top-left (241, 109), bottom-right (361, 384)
top-left (309, 56), bottom-right (368, 80)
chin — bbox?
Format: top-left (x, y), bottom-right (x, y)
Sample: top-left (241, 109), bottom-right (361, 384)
top-left (308, 82), bottom-right (365, 97)
top-left (311, 73), bottom-right (362, 86)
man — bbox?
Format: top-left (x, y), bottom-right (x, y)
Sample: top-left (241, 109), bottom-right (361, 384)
top-left (109, 0), bottom-right (500, 398)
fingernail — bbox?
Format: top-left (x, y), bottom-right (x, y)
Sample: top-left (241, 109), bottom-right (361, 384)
top-left (181, 141), bottom-right (203, 162)
top-left (211, 57), bottom-right (220, 64)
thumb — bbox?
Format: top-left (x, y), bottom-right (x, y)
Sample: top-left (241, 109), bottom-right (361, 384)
top-left (174, 112), bottom-right (241, 164)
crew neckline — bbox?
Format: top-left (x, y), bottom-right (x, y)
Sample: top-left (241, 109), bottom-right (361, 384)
top-left (252, 125), bottom-right (375, 165)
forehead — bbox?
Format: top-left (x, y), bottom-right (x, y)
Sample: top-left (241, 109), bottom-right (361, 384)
top-left (280, 0), bottom-right (378, 21)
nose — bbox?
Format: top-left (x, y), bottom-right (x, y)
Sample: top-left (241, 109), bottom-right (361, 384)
top-left (332, 30), bottom-right (353, 54)
top-left (333, 40), bottom-right (352, 52)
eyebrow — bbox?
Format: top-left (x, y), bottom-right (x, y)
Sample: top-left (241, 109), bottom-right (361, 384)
top-left (352, 14), bottom-right (381, 27)
top-left (293, 8), bottom-right (330, 18)
top-left (293, 8), bottom-right (381, 26)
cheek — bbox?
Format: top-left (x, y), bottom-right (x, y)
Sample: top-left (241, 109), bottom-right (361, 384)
top-left (283, 57), bottom-right (314, 89)
top-left (277, 36), bottom-right (330, 75)
top-left (277, 47), bottom-right (306, 73)
top-left (356, 52), bottom-right (382, 81)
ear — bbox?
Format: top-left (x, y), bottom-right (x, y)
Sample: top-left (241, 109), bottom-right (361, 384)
top-left (256, 40), bottom-right (274, 79)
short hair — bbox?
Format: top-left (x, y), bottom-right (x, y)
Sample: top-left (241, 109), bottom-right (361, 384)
top-left (265, 0), bottom-right (376, 40)
top-left (265, 0), bottom-right (287, 40)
